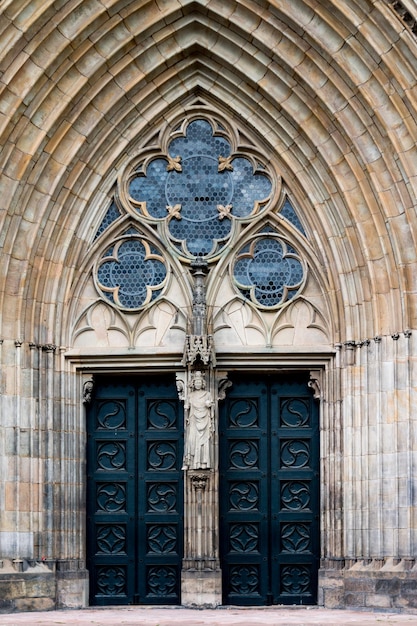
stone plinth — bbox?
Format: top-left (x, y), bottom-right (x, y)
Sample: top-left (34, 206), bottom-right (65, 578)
top-left (181, 566), bottom-right (222, 607)
top-left (319, 559), bottom-right (417, 612)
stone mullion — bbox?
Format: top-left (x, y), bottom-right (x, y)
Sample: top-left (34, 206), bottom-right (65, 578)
top-left (356, 341), bottom-right (365, 559)
top-left (342, 343), bottom-right (355, 559)
top-left (29, 343), bottom-right (40, 559)
top-left (352, 343), bottom-right (363, 558)
top-left (0, 339), bottom-right (4, 547)
top-left (373, 337), bottom-right (383, 556)
top-left (57, 348), bottom-right (68, 561)
top-left (74, 369), bottom-right (85, 564)
top-left (377, 337), bottom-right (392, 557)
top-left (327, 350), bottom-right (343, 562)
top-left (320, 363), bottom-right (330, 561)
top-left (392, 334), bottom-right (400, 558)
top-left (180, 368), bottom-right (223, 606)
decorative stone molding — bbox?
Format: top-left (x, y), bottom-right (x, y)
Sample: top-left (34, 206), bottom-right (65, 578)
top-left (82, 379), bottom-right (94, 405)
top-left (321, 557), bottom-right (417, 571)
top-left (217, 374), bottom-right (232, 401)
top-left (387, 0), bottom-right (417, 36)
top-left (308, 369), bottom-right (322, 400)
top-left (189, 471), bottom-right (210, 491)
top-left (343, 340), bottom-right (357, 366)
top-left (41, 344), bottom-right (57, 352)
top-left (182, 334), bottom-right (215, 366)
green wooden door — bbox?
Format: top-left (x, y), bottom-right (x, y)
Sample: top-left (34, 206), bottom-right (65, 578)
top-left (220, 373), bottom-right (320, 605)
top-left (87, 375), bottom-right (183, 605)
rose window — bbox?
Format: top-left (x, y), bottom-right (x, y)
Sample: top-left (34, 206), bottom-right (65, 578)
top-left (128, 119), bottom-right (272, 258)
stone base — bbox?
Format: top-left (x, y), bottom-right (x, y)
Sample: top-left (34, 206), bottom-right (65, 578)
top-left (181, 568), bottom-right (222, 607)
top-left (319, 558), bottom-right (417, 612)
top-left (0, 559), bottom-right (88, 613)
top-left (56, 560), bottom-right (89, 609)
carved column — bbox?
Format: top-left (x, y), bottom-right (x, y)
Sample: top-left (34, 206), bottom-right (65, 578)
top-left (178, 260), bottom-right (228, 606)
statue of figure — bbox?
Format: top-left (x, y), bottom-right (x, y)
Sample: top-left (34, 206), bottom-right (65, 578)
top-left (182, 371), bottom-right (214, 470)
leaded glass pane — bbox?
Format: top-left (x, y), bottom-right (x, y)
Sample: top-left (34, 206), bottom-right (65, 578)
top-left (127, 119), bottom-right (272, 258)
top-left (233, 237), bottom-right (303, 308)
top-left (96, 238), bottom-right (167, 310)
top-left (280, 198), bottom-right (306, 235)
top-left (95, 201), bottom-right (121, 239)
top-left (129, 158), bottom-right (168, 218)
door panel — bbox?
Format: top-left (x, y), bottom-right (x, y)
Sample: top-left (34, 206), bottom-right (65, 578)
top-left (220, 374), bottom-right (319, 605)
top-left (87, 376), bottom-right (183, 605)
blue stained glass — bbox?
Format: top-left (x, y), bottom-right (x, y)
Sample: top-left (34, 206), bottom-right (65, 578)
top-left (228, 158), bottom-right (271, 217)
top-left (280, 198), bottom-right (306, 235)
top-left (129, 158), bottom-right (168, 218)
top-left (127, 119), bottom-right (272, 258)
top-left (95, 201), bottom-right (121, 239)
top-left (97, 239), bottom-right (167, 309)
top-left (168, 119), bottom-right (231, 159)
top-left (234, 238), bottom-right (303, 307)
top-left (165, 156), bottom-right (232, 214)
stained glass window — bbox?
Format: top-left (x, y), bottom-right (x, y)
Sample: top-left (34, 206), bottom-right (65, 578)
top-left (233, 237), bottom-right (304, 308)
top-left (128, 119), bottom-right (272, 258)
top-left (96, 238), bottom-right (167, 310)
top-left (92, 117), bottom-right (307, 312)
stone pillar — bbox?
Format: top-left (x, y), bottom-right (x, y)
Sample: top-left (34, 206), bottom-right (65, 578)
top-left (178, 369), bottom-right (224, 607)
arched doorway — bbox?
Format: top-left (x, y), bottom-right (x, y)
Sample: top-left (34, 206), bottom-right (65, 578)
top-left (74, 110), bottom-right (331, 606)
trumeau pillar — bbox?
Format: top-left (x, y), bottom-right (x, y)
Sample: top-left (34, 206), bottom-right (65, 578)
top-left (177, 260), bottom-right (229, 607)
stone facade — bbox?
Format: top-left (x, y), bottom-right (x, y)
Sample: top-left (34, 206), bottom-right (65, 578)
top-left (1, 0), bottom-right (417, 613)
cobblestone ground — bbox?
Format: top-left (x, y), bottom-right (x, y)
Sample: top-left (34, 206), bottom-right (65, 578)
top-left (0, 607), bottom-right (417, 626)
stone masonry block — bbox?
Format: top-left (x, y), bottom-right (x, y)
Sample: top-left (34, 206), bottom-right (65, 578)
top-left (365, 593), bottom-right (392, 608)
top-left (344, 592), bottom-right (366, 606)
top-left (13, 597), bottom-right (55, 612)
top-left (345, 576), bottom-right (377, 592)
top-left (323, 588), bottom-right (345, 608)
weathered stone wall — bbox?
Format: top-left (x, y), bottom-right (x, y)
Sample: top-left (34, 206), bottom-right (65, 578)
top-left (320, 559), bottom-right (417, 611)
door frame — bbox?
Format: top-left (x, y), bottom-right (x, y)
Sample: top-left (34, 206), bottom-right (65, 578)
top-left (67, 349), bottom-right (337, 606)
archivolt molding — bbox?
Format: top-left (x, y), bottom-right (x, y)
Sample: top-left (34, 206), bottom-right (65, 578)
top-left (1, 1), bottom-right (417, 343)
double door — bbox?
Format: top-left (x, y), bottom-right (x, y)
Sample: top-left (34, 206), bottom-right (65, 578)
top-left (219, 373), bottom-right (320, 605)
top-left (86, 372), bottom-right (319, 605)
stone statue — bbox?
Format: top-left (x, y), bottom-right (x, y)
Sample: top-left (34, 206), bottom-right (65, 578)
top-left (182, 371), bottom-right (214, 470)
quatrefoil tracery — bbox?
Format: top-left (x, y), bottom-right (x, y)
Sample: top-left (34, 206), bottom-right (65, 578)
top-left (95, 237), bottom-right (167, 311)
top-left (126, 118), bottom-right (273, 259)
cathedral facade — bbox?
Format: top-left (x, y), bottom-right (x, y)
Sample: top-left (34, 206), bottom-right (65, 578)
top-left (1, 0), bottom-right (417, 612)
